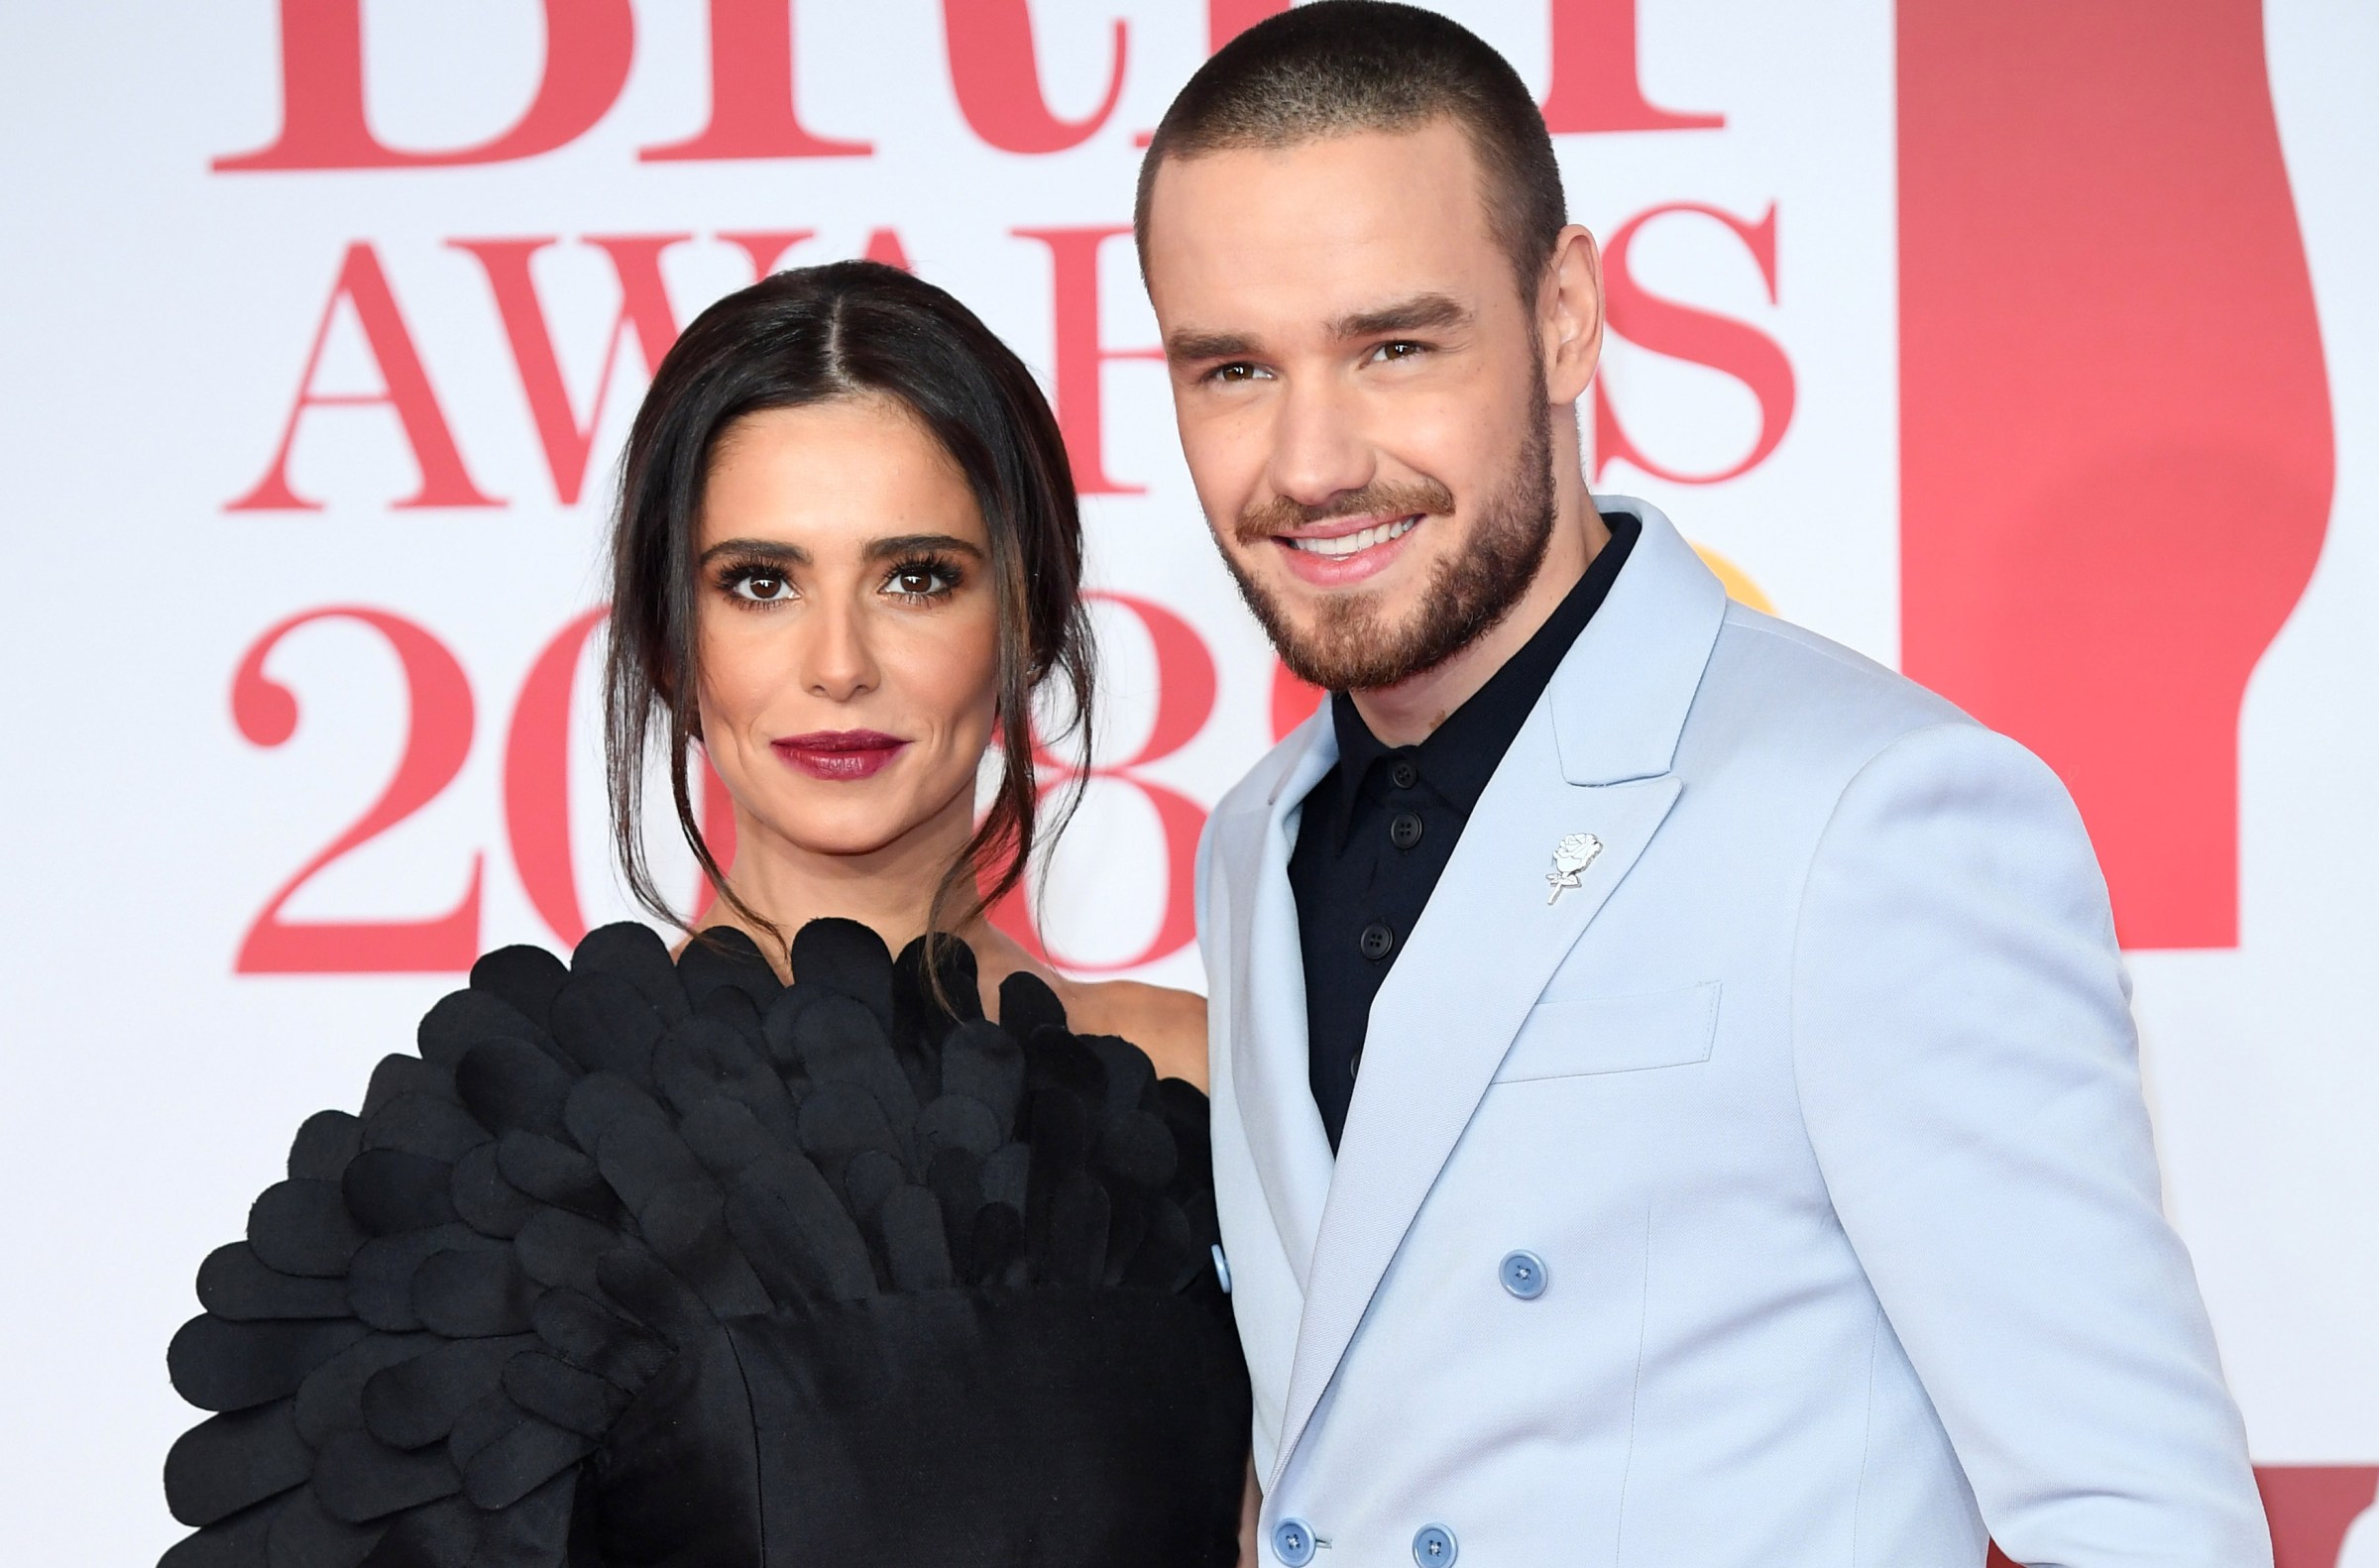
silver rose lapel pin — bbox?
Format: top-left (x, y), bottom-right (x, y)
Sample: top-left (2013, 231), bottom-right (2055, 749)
top-left (1545, 832), bottom-right (1603, 904)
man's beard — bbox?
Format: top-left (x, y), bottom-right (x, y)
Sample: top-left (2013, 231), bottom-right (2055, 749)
top-left (1221, 390), bottom-right (1556, 694)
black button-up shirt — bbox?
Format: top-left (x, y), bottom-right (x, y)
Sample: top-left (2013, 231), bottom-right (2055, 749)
top-left (1288, 510), bottom-right (1641, 1149)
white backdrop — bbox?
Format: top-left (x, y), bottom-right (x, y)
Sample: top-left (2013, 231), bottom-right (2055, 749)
top-left (1, 3), bottom-right (2374, 1562)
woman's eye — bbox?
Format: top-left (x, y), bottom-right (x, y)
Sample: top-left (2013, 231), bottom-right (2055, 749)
top-left (884, 562), bottom-right (960, 599)
top-left (731, 572), bottom-right (794, 604)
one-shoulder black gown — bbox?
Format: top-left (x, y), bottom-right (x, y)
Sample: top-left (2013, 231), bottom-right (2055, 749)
top-left (160, 919), bottom-right (1251, 1566)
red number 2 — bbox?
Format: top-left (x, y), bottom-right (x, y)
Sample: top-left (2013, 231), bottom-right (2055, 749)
top-left (231, 608), bottom-right (482, 972)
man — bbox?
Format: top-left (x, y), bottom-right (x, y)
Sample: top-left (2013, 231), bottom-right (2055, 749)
top-left (1137, 4), bottom-right (2268, 1564)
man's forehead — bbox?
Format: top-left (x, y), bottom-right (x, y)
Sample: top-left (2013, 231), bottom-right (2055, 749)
top-left (1144, 123), bottom-right (1502, 331)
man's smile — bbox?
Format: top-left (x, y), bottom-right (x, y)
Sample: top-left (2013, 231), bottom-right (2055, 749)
top-left (1282, 514), bottom-right (1422, 557)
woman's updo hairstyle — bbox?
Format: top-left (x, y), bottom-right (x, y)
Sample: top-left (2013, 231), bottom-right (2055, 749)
top-left (604, 260), bottom-right (1094, 953)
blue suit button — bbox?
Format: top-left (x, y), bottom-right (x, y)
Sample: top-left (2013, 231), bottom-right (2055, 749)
top-left (1500, 1250), bottom-right (1547, 1298)
top-left (1273, 1518), bottom-right (1316, 1565)
top-left (1414, 1523), bottom-right (1458, 1564)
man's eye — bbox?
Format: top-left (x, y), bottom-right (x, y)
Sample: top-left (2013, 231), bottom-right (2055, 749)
top-left (1208, 362), bottom-right (1265, 385)
top-left (1373, 340), bottom-right (1426, 363)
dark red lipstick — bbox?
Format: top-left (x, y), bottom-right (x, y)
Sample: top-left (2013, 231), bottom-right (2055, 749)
top-left (771, 729), bottom-right (908, 781)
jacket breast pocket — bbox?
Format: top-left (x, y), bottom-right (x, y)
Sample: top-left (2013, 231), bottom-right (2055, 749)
top-left (1492, 981), bottom-right (1722, 1081)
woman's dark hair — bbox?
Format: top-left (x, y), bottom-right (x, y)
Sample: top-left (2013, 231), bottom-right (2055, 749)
top-left (604, 260), bottom-right (1093, 961)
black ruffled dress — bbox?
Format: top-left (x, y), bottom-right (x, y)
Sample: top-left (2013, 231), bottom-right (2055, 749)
top-left (161, 920), bottom-right (1250, 1567)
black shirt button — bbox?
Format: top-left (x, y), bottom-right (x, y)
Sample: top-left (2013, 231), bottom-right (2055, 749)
top-left (1390, 760), bottom-right (1418, 790)
top-left (1389, 811), bottom-right (1424, 850)
top-left (1359, 922), bottom-right (1396, 960)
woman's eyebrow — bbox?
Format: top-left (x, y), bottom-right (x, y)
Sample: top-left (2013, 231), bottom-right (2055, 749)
top-left (699, 537), bottom-right (811, 565)
top-left (866, 533), bottom-right (986, 561)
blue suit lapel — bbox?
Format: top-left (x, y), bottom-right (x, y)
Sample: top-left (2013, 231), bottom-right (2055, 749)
top-left (1219, 714), bottom-right (1339, 1288)
top-left (1269, 500), bottom-right (1729, 1485)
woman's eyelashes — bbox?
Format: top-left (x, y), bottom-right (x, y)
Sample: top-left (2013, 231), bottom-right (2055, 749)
top-left (713, 553), bottom-right (964, 610)
top-left (881, 554), bottom-right (963, 604)
top-left (718, 560), bottom-right (798, 606)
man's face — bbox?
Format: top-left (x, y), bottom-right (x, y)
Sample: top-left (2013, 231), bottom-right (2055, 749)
top-left (1143, 119), bottom-right (1556, 692)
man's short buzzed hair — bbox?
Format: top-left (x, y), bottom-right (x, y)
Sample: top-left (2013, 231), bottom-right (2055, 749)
top-left (1134, 1), bottom-right (1569, 300)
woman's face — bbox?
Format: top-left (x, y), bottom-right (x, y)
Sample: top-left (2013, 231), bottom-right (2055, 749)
top-left (693, 396), bottom-right (1001, 871)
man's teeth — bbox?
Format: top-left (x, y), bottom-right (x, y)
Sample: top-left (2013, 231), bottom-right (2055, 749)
top-left (1286, 516), bottom-right (1419, 558)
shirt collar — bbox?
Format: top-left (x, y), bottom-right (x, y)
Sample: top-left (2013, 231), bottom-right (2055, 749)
top-left (1315, 508), bottom-right (1643, 849)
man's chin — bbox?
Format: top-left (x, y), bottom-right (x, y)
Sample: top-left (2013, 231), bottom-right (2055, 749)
top-left (1268, 608), bottom-right (1436, 694)
top-left (1227, 549), bottom-right (1451, 691)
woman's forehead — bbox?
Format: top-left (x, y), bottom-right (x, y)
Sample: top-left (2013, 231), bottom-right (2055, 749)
top-left (700, 398), bottom-right (983, 550)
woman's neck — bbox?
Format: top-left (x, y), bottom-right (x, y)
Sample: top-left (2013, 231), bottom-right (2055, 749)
top-left (697, 796), bottom-right (981, 975)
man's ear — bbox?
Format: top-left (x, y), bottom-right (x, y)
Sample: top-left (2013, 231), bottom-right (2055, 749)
top-left (1539, 224), bottom-right (1605, 405)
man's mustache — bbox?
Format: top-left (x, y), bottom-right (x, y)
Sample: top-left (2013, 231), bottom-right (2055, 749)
top-left (1232, 481), bottom-right (1457, 547)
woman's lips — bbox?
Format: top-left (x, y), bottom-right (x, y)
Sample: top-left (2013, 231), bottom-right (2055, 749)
top-left (770, 729), bottom-right (909, 781)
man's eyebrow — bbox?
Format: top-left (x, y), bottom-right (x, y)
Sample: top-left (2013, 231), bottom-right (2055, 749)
top-left (865, 532), bottom-right (984, 561)
top-left (1330, 292), bottom-right (1471, 340)
top-left (1161, 293), bottom-right (1470, 362)
top-left (1164, 327), bottom-right (1261, 362)
top-left (699, 537), bottom-right (810, 565)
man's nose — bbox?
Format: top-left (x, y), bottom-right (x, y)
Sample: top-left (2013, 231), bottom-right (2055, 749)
top-left (1265, 375), bottom-right (1375, 510)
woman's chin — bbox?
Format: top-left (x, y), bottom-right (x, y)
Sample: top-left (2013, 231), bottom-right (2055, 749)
top-left (737, 795), bottom-right (946, 866)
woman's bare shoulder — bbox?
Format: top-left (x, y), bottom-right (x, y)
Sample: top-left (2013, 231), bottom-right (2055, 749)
top-left (1065, 979), bottom-right (1210, 1091)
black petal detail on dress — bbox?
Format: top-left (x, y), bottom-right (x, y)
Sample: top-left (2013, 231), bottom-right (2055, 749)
top-left (170, 1316), bottom-right (371, 1412)
top-left (162, 1500), bottom-right (274, 1568)
top-left (570, 922), bottom-right (689, 1026)
top-left (343, 1151), bottom-right (458, 1236)
top-left (197, 1244), bottom-right (352, 1322)
top-left (162, 920), bottom-right (1238, 1567)
top-left (166, 1403), bottom-right (311, 1525)
top-left (548, 973), bottom-right (663, 1081)
top-left (673, 926), bottom-right (783, 1013)
top-left (448, 1144), bottom-right (538, 1240)
top-left (267, 1484), bottom-right (379, 1567)
top-left (453, 1399), bottom-right (590, 1510)
top-left (495, 1133), bottom-right (614, 1221)
top-left (362, 1334), bottom-right (536, 1450)
top-left (452, 1040), bottom-right (573, 1140)
top-left (500, 1351), bottom-right (629, 1438)
top-left (468, 946), bottom-right (569, 1032)
top-left (416, 989), bottom-right (547, 1071)
top-left (314, 1429), bottom-right (460, 1522)
top-left (289, 1112), bottom-right (364, 1182)
top-left (412, 1248), bottom-right (538, 1337)
top-left (788, 918), bottom-right (896, 1033)
top-left (363, 1057), bottom-right (457, 1121)
top-left (995, 969), bottom-right (1067, 1041)
top-left (362, 1094), bottom-right (484, 1165)
top-left (293, 1333), bottom-right (440, 1447)
top-left (349, 1227), bottom-right (497, 1332)
top-left (248, 1180), bottom-right (367, 1279)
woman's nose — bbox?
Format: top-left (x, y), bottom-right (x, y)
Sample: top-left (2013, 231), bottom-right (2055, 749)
top-left (798, 600), bottom-right (879, 702)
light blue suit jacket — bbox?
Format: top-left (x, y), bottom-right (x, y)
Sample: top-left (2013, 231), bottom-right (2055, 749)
top-left (1196, 499), bottom-right (2267, 1566)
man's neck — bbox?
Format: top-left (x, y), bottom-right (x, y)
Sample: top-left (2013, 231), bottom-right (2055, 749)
top-left (1349, 492), bottom-right (1612, 748)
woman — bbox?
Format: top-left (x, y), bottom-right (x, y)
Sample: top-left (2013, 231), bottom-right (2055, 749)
top-left (160, 263), bottom-right (1252, 1566)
